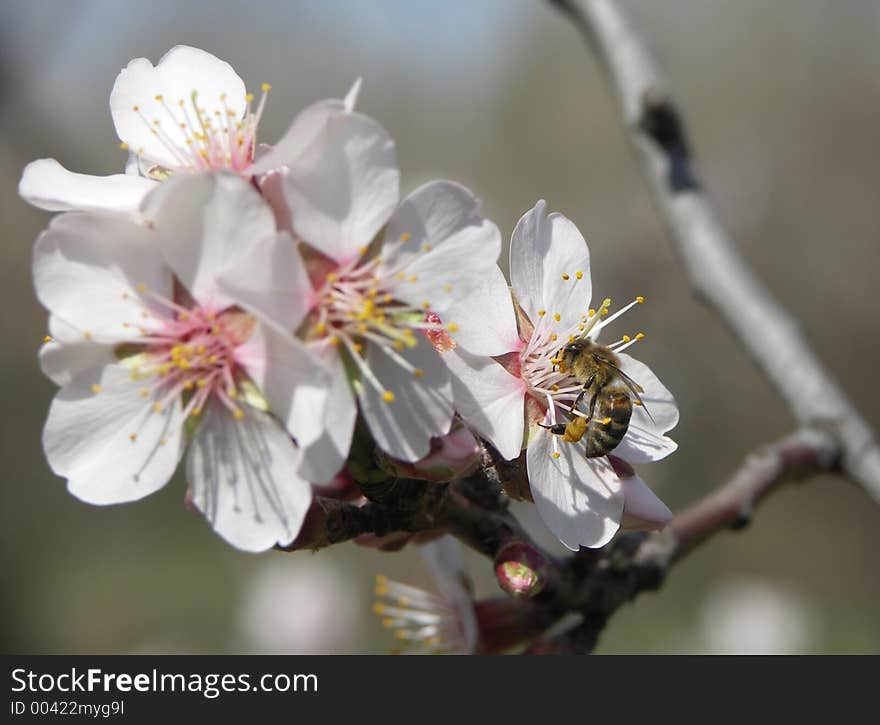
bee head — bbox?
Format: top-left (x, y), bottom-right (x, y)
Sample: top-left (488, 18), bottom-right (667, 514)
top-left (560, 337), bottom-right (593, 368)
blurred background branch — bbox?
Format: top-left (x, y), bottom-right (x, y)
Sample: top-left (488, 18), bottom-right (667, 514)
top-left (550, 0), bottom-right (880, 503)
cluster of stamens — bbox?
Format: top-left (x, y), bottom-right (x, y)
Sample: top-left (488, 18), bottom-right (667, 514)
top-left (372, 575), bottom-right (466, 654)
top-left (122, 84), bottom-right (271, 176)
top-left (517, 269), bottom-right (646, 459)
top-left (310, 238), bottom-right (456, 403)
top-left (89, 284), bottom-right (252, 442)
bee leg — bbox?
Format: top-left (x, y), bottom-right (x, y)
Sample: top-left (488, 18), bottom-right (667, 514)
top-left (569, 375), bottom-right (595, 413)
top-left (537, 422), bottom-right (568, 436)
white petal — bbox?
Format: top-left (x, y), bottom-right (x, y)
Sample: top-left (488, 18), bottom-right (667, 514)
top-left (19, 159), bottom-right (157, 214)
top-left (296, 342), bottom-right (356, 484)
top-left (358, 337), bottom-right (453, 461)
top-left (40, 339), bottom-right (116, 387)
top-left (235, 321), bottom-right (330, 454)
top-left (443, 348), bottom-right (526, 460)
top-left (186, 400), bottom-right (312, 552)
top-left (620, 474), bottom-right (672, 532)
top-left (509, 200), bottom-right (592, 331)
top-left (612, 352), bottom-right (679, 464)
top-left (284, 111), bottom-right (399, 265)
top-left (33, 212), bottom-right (172, 343)
top-left (526, 430), bottom-right (623, 550)
top-left (382, 181), bottom-right (507, 323)
top-left (251, 96), bottom-right (347, 175)
top-left (217, 230), bottom-right (314, 331)
top-left (110, 46), bottom-right (246, 169)
top-left (421, 536), bottom-right (478, 654)
top-left (143, 173), bottom-right (276, 309)
top-left (440, 266), bottom-right (520, 356)
top-left (43, 362), bottom-right (185, 504)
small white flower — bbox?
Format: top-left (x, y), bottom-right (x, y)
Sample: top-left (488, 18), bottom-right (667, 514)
top-left (19, 45), bottom-right (360, 214)
top-left (221, 104), bottom-right (516, 481)
top-left (35, 173), bottom-right (328, 551)
top-left (445, 200), bottom-right (678, 549)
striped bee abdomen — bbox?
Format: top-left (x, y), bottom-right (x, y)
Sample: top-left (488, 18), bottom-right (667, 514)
top-left (583, 388), bottom-right (633, 458)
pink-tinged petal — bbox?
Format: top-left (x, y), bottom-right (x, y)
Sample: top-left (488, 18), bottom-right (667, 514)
top-left (612, 352), bottom-right (679, 464)
top-left (235, 321), bottom-right (330, 457)
top-left (509, 201), bottom-right (592, 331)
top-left (251, 91), bottom-right (352, 175)
top-left (440, 266), bottom-right (520, 356)
top-left (43, 363), bottom-right (185, 504)
top-left (257, 169), bottom-right (293, 233)
top-left (421, 537), bottom-right (479, 653)
top-left (284, 111), bottom-right (399, 265)
top-left (33, 212), bottom-right (172, 343)
top-left (143, 173), bottom-right (276, 309)
top-left (110, 46), bottom-right (246, 169)
top-left (39, 338), bottom-right (116, 387)
top-left (620, 473), bottom-right (672, 532)
top-left (19, 159), bottom-right (157, 214)
top-left (186, 399), bottom-right (311, 552)
top-left (443, 348), bottom-right (526, 461)
top-left (526, 430), bottom-right (623, 550)
top-left (358, 337), bottom-right (453, 461)
top-left (218, 230), bottom-right (314, 332)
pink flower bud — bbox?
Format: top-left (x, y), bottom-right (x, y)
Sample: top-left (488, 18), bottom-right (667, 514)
top-left (494, 541), bottom-right (548, 598)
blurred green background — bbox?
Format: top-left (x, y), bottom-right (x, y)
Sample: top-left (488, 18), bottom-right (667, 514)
top-left (2, 0), bottom-right (878, 654)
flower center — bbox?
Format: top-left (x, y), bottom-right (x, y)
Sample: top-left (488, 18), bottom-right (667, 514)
top-left (123, 84), bottom-right (271, 178)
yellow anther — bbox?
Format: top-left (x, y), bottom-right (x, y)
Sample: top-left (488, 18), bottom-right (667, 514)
top-left (183, 381), bottom-right (194, 390)
top-left (119, 142), bottom-right (129, 151)
top-left (601, 308), bottom-right (609, 316)
top-left (382, 390), bottom-right (395, 403)
top-left (423, 243), bottom-right (432, 252)
top-left (153, 402), bottom-right (163, 413)
top-left (372, 603), bottom-right (386, 615)
top-left (561, 273), bottom-right (570, 281)
top-left (196, 345), bottom-right (206, 354)
top-left (154, 94), bottom-right (163, 101)
top-left (634, 400), bottom-right (643, 406)
top-left (211, 326), bottom-right (221, 335)
top-left (352, 343), bottom-right (363, 353)
top-left (227, 388), bottom-right (238, 400)
top-left (43, 335), bottom-right (52, 343)
top-left (622, 335), bottom-right (632, 343)
top-left (357, 324), bottom-right (367, 333)
top-left (397, 596), bottom-right (409, 606)
top-left (394, 630), bottom-right (408, 641)
top-left (552, 452), bottom-right (561, 459)
top-left (208, 355), bottom-right (218, 364)
top-left (538, 310), bottom-right (546, 317)
top-left (568, 335), bottom-right (575, 343)
top-left (422, 301), bottom-right (431, 310)
top-left (601, 417), bottom-right (612, 425)
top-left (359, 245), bottom-right (369, 255)
top-left (261, 82), bottom-right (271, 92)
top-left (328, 335), bottom-right (340, 347)
top-left (91, 384), bottom-right (102, 394)
top-left (382, 618), bottom-right (394, 628)
top-left (635, 332), bottom-right (645, 340)
top-left (196, 379), bottom-right (208, 388)
top-left (129, 433), bottom-right (137, 442)
top-left (551, 384), bottom-right (560, 391)
top-left (393, 340), bottom-right (405, 351)
top-left (139, 388), bottom-right (149, 397)
top-left (132, 105), bottom-right (139, 112)
top-left (135, 283), bottom-right (146, 293)
top-left (413, 368), bottom-right (424, 378)
top-left (219, 92), bottom-right (227, 101)
top-left (396, 272), bottom-right (406, 281)
top-left (553, 313), bottom-right (561, 322)
top-left (636, 296), bottom-right (645, 304)
top-left (576, 271), bottom-right (583, 280)
top-left (233, 408), bottom-right (245, 421)
top-left (550, 333), bottom-right (558, 341)
top-left (159, 438), bottom-right (168, 446)
top-left (245, 92), bottom-right (254, 103)
top-left (603, 297), bottom-right (612, 307)
top-left (383, 293), bottom-right (393, 304)
top-left (400, 232), bottom-right (411, 242)
top-left (444, 283), bottom-right (454, 293)
top-left (326, 272), bottom-right (338, 283)
top-left (447, 323), bottom-right (459, 332)
top-left (83, 331), bottom-right (93, 341)
top-left (192, 408), bottom-right (202, 417)
top-left (588, 309), bottom-right (595, 317)
top-left (407, 275), bottom-right (417, 283)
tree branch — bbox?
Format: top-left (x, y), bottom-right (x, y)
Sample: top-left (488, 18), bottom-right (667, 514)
top-left (550, 0), bottom-right (880, 503)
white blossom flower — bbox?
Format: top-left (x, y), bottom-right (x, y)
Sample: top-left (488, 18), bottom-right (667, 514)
top-left (445, 201), bottom-right (678, 549)
top-left (19, 45), bottom-right (360, 214)
top-left (220, 105), bottom-right (516, 482)
top-left (35, 172), bottom-right (329, 551)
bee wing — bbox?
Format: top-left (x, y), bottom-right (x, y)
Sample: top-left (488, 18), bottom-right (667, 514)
top-left (613, 367), bottom-right (655, 424)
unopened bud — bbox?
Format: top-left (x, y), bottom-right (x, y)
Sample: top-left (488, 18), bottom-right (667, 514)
top-left (494, 541), bottom-right (548, 598)
top-left (382, 424), bottom-right (481, 482)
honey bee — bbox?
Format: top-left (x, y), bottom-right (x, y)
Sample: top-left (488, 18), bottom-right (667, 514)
top-left (540, 338), bottom-right (648, 458)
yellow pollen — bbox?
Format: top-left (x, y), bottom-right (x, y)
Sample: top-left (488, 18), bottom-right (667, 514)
top-left (407, 275), bottom-right (417, 283)
top-left (554, 313), bottom-right (561, 322)
top-left (119, 142), bottom-right (129, 151)
top-left (423, 243), bottom-right (433, 252)
top-left (261, 82), bottom-right (271, 92)
top-left (602, 308), bottom-right (609, 316)
top-left (568, 335), bottom-right (575, 343)
top-left (43, 335), bottom-right (52, 343)
top-left (315, 322), bottom-right (327, 334)
top-left (393, 340), bottom-right (405, 351)
top-left (550, 333), bottom-right (558, 341)
top-left (396, 272), bottom-right (406, 281)
top-left (192, 408), bottom-right (202, 417)
top-left (447, 323), bottom-right (459, 332)
top-left (372, 603), bottom-right (386, 615)
top-left (132, 105), bottom-right (139, 112)
top-left (129, 433), bottom-right (137, 442)
top-left (622, 335), bottom-right (632, 343)
top-left (636, 296), bottom-right (645, 304)
top-left (135, 283), bottom-right (146, 293)
top-left (233, 408), bottom-right (245, 420)
top-left (91, 384), bottom-right (101, 394)
top-left (359, 245), bottom-right (369, 255)
top-left (400, 232), bottom-right (411, 242)
top-left (153, 402), bottom-right (163, 413)
top-left (601, 417), bottom-right (612, 425)
top-left (208, 355), bottom-right (218, 364)
top-left (83, 331), bottom-right (93, 341)
top-left (196, 379), bottom-right (208, 388)
top-left (588, 309), bottom-right (596, 317)
top-left (139, 388), bottom-right (149, 397)
top-left (352, 343), bottom-right (363, 353)
top-left (196, 345), bottom-right (206, 354)
top-left (328, 335), bottom-right (340, 346)
top-left (154, 94), bottom-right (163, 101)
top-left (552, 452), bottom-right (561, 459)
top-left (576, 271), bottom-right (583, 279)
top-left (382, 618), bottom-right (394, 628)
top-left (326, 272), bottom-right (338, 283)
top-left (422, 301), bottom-right (431, 310)
top-left (603, 297), bottom-right (612, 307)
top-left (634, 400), bottom-right (643, 406)
top-left (211, 326), bottom-right (221, 335)
top-left (635, 332), bottom-right (645, 340)
top-left (538, 310), bottom-right (546, 317)
top-left (219, 93), bottom-right (227, 101)
top-left (246, 92), bottom-right (254, 102)
top-left (383, 293), bottom-right (393, 304)
top-left (382, 390), bottom-right (395, 403)
top-left (357, 324), bottom-right (367, 333)
top-left (227, 389), bottom-right (238, 400)
top-left (562, 273), bottom-right (570, 281)
top-left (183, 381), bottom-right (194, 390)
top-left (413, 368), bottom-right (424, 378)
top-left (551, 384), bottom-right (560, 391)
